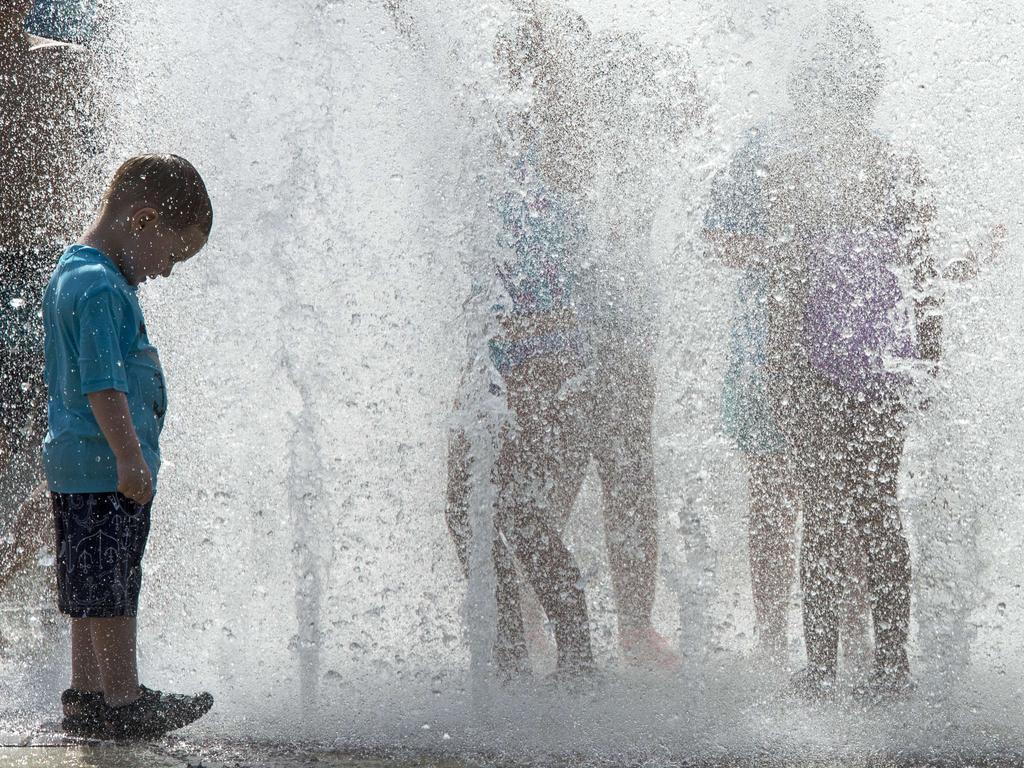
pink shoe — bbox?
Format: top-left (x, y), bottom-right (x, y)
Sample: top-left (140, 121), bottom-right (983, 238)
top-left (620, 626), bottom-right (681, 671)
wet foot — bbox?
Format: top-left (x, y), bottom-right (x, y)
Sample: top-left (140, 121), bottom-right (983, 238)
top-left (620, 626), bottom-right (681, 672)
top-left (790, 668), bottom-right (837, 702)
top-left (852, 668), bottom-right (915, 704)
top-left (544, 662), bottom-right (603, 694)
top-left (61, 688), bottom-right (105, 739)
top-left (104, 685), bottom-right (213, 741)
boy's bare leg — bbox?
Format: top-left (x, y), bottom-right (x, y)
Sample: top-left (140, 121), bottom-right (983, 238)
top-left (88, 617), bottom-right (140, 706)
top-left (70, 618), bottom-right (103, 692)
top-left (746, 452), bottom-right (798, 664)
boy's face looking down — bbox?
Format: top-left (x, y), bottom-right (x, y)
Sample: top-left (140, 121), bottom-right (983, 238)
top-left (90, 154), bottom-right (214, 285)
top-left (121, 207), bottom-right (208, 285)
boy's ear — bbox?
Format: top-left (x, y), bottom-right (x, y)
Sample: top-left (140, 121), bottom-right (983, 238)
top-left (130, 207), bottom-right (160, 232)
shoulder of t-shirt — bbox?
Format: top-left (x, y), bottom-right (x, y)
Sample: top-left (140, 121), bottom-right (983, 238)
top-left (65, 259), bottom-right (129, 308)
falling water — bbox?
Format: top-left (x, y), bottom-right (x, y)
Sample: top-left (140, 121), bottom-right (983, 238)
top-left (0, 0), bottom-right (1022, 763)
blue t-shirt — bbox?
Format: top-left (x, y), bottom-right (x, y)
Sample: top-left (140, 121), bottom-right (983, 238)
top-left (42, 245), bottom-right (166, 493)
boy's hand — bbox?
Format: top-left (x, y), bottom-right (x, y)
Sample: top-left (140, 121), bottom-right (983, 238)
top-left (116, 451), bottom-right (154, 505)
top-left (87, 390), bottom-right (154, 505)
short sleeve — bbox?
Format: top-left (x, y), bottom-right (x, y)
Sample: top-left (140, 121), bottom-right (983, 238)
top-left (76, 286), bottom-right (129, 395)
top-left (704, 129), bottom-right (768, 236)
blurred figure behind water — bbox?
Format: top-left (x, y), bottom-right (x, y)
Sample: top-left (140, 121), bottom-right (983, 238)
top-left (444, 2), bottom-right (705, 678)
top-left (705, 3), bottom-right (942, 698)
top-left (0, 0), bottom-right (98, 605)
top-left (444, 4), bottom-right (596, 681)
top-left (562, 28), bottom-right (703, 667)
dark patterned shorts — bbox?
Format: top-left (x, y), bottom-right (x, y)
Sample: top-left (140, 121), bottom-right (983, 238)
top-left (52, 493), bottom-right (152, 618)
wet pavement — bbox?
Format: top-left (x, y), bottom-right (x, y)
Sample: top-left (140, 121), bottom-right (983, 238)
top-left (0, 745), bottom-right (183, 767)
top-left (3, 743), bottom-right (1024, 768)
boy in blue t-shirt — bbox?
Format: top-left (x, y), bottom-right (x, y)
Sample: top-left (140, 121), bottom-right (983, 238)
top-left (43, 155), bottom-right (214, 740)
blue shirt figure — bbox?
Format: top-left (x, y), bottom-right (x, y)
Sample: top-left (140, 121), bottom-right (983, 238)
top-left (42, 245), bottom-right (166, 493)
top-left (488, 145), bottom-right (587, 372)
top-left (705, 123), bottom-right (786, 455)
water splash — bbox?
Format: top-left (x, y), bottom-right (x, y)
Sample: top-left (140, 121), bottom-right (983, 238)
top-left (1, 0), bottom-right (1020, 762)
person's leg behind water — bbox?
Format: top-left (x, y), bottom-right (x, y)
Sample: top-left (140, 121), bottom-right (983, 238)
top-left (0, 481), bottom-right (51, 590)
top-left (849, 393), bottom-right (912, 695)
top-left (795, 382), bottom-right (856, 696)
top-left (445, 424), bottom-right (530, 679)
top-left (590, 348), bottom-right (676, 669)
top-left (514, 432), bottom-right (589, 666)
top-left (495, 355), bottom-right (594, 678)
top-left (746, 449), bottom-right (799, 666)
top-left (839, 527), bottom-right (874, 676)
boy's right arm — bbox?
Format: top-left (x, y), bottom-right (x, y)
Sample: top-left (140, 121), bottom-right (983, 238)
top-left (76, 284), bottom-right (152, 504)
top-left (87, 390), bottom-right (153, 505)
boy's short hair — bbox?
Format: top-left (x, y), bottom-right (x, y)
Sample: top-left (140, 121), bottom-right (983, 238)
top-left (105, 154), bottom-right (213, 237)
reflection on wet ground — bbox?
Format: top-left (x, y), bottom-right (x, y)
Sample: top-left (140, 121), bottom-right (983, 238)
top-left (156, 739), bottom-right (1024, 768)
top-left (3, 740), bottom-right (1024, 768)
top-left (3, 716), bottom-right (1024, 768)
top-left (0, 746), bottom-right (180, 767)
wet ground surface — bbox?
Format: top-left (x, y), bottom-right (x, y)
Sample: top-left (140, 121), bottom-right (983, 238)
top-left (3, 737), bottom-right (1024, 768)
top-left (2, 743), bottom-right (1024, 768)
top-left (0, 746), bottom-right (181, 767)
top-left (3, 722), bottom-right (1024, 768)
top-left (0, 730), bottom-right (451, 768)
top-left (0, 744), bottom-right (444, 768)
